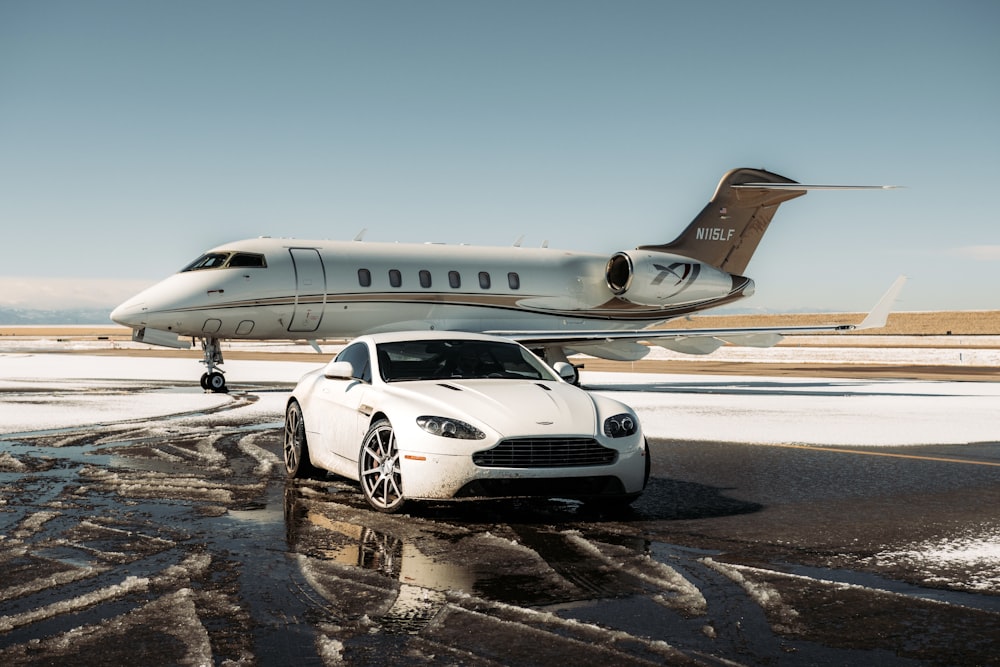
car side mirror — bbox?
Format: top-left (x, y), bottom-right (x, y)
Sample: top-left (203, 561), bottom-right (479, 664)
top-left (552, 362), bottom-right (577, 383)
top-left (323, 360), bottom-right (356, 380)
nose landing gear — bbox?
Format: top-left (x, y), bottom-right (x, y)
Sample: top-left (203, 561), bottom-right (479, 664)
top-left (199, 337), bottom-right (228, 393)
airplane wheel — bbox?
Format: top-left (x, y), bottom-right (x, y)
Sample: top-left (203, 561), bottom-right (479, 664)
top-left (359, 419), bottom-right (406, 513)
top-left (206, 371), bottom-right (227, 393)
top-left (200, 373), bottom-right (210, 390)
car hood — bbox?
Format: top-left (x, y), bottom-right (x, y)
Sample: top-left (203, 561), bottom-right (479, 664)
top-left (386, 380), bottom-right (598, 437)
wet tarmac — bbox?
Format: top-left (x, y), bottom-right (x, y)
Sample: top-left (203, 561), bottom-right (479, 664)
top-left (2, 377), bottom-right (999, 666)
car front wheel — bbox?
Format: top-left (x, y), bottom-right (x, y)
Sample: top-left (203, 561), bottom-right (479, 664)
top-left (359, 419), bottom-right (406, 513)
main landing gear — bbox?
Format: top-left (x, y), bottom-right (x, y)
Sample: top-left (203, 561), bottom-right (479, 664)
top-left (199, 336), bottom-right (228, 393)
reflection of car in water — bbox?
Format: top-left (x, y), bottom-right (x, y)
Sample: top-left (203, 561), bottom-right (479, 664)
top-left (284, 485), bottom-right (397, 576)
top-left (284, 332), bottom-right (650, 513)
top-left (283, 485), bottom-right (476, 630)
top-left (284, 485), bottom-right (476, 589)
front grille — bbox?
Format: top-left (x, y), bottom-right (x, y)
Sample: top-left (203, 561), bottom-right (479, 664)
top-left (473, 437), bottom-right (617, 468)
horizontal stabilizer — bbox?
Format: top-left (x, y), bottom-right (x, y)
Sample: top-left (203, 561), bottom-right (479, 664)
top-left (732, 183), bottom-right (901, 191)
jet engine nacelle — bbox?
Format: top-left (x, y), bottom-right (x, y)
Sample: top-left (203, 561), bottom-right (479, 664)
top-left (605, 250), bottom-right (737, 306)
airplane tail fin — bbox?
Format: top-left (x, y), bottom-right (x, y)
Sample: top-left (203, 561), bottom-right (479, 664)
top-left (639, 168), bottom-right (806, 275)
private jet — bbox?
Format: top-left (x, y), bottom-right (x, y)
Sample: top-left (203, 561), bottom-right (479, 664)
top-left (111, 167), bottom-right (903, 391)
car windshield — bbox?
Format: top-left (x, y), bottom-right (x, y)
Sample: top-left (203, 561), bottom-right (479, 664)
top-left (375, 339), bottom-right (557, 383)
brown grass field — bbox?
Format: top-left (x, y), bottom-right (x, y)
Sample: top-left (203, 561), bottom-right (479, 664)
top-left (2, 311), bottom-right (998, 340)
top-left (662, 310), bottom-right (1000, 336)
top-left (2, 311), bottom-right (998, 382)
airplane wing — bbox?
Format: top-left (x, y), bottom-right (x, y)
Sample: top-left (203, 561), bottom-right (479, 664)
top-left (491, 276), bottom-right (907, 362)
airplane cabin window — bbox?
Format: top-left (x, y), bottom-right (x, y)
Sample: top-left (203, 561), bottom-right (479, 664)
top-left (479, 271), bottom-right (491, 289)
top-left (358, 268), bottom-right (372, 287)
top-left (419, 270), bottom-right (432, 288)
top-left (389, 269), bottom-right (402, 288)
top-left (508, 272), bottom-right (520, 290)
top-left (448, 271), bottom-right (461, 288)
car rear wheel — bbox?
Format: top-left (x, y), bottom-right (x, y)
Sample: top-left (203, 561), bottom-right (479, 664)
top-left (359, 419), bottom-right (406, 513)
top-left (284, 401), bottom-right (320, 479)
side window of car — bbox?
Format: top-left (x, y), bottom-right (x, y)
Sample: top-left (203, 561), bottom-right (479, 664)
top-left (335, 343), bottom-right (372, 382)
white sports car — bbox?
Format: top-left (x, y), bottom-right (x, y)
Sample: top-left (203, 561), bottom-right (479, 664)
top-left (283, 331), bottom-right (649, 513)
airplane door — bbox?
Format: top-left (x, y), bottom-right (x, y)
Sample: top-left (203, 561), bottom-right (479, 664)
top-left (289, 248), bottom-right (326, 333)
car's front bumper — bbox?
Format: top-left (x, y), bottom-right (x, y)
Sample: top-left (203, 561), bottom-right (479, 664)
top-left (397, 440), bottom-right (647, 500)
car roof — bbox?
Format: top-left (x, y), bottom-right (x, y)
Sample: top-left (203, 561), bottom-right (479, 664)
top-left (359, 331), bottom-right (520, 346)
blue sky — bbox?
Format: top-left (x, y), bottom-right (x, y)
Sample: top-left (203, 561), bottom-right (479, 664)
top-left (1, 0), bottom-right (997, 313)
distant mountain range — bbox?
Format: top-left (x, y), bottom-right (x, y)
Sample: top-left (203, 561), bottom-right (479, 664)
top-left (0, 307), bottom-right (115, 325)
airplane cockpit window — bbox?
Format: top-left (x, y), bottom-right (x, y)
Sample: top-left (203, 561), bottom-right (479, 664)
top-left (227, 252), bottom-right (267, 268)
top-left (181, 253), bottom-right (229, 272)
top-left (181, 252), bottom-right (266, 272)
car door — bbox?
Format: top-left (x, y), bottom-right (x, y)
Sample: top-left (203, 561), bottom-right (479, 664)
top-left (315, 342), bottom-right (376, 473)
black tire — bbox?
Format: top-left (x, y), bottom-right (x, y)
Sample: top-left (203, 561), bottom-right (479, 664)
top-left (200, 373), bottom-right (210, 390)
top-left (358, 418), bottom-right (406, 513)
top-left (642, 438), bottom-right (651, 490)
top-left (284, 401), bottom-right (321, 479)
top-left (207, 371), bottom-right (227, 393)
top-left (583, 439), bottom-right (650, 509)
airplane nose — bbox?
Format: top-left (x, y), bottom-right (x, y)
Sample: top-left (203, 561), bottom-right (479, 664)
top-left (110, 300), bottom-right (144, 327)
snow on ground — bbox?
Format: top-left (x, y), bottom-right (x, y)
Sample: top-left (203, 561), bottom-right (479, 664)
top-left (871, 525), bottom-right (1000, 593)
top-left (0, 354), bottom-right (321, 433)
top-left (2, 351), bottom-right (998, 446)
top-left (641, 338), bottom-right (1000, 367)
top-left (6, 334), bottom-right (1000, 366)
top-left (585, 372), bottom-right (1000, 447)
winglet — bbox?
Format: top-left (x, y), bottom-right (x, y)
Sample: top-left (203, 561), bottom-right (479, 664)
top-left (856, 275), bottom-right (907, 330)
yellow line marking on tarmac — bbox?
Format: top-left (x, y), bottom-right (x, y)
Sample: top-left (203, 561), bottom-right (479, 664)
top-left (767, 443), bottom-right (1000, 467)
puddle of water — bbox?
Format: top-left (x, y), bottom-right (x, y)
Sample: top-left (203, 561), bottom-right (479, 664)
top-left (779, 562), bottom-right (1000, 613)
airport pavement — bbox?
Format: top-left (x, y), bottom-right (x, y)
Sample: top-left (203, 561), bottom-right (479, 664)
top-left (1, 350), bottom-right (998, 665)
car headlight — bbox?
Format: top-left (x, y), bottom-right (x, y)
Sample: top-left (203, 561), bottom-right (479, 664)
top-left (603, 413), bottom-right (637, 438)
top-left (416, 416), bottom-right (486, 440)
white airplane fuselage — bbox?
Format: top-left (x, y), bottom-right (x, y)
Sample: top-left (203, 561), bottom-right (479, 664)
top-left (111, 237), bottom-right (750, 343)
top-left (110, 168), bottom-right (899, 392)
